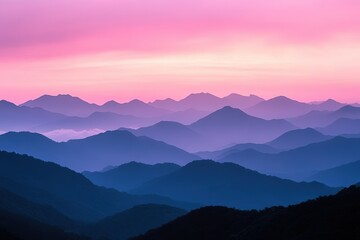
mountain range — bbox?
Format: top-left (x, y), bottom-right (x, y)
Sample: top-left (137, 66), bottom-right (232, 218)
top-left (83, 162), bottom-right (181, 191)
top-left (150, 92), bottom-right (264, 111)
top-left (309, 160), bottom-right (360, 187)
top-left (131, 160), bottom-right (338, 210)
top-left (245, 97), bottom-right (345, 119)
top-left (0, 151), bottom-right (197, 222)
top-left (122, 106), bottom-right (296, 152)
top-left (189, 106), bottom-right (296, 149)
top-left (219, 136), bottom-right (360, 180)
top-left (288, 105), bottom-right (360, 128)
top-left (0, 131), bottom-right (198, 171)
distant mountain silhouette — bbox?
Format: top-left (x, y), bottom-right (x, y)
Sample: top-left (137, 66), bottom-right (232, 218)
top-left (21, 94), bottom-right (98, 117)
top-left (83, 162), bottom-right (180, 191)
top-left (100, 99), bottom-right (171, 118)
top-left (314, 99), bottom-right (345, 111)
top-left (318, 118), bottom-right (360, 135)
top-left (245, 96), bottom-right (312, 119)
top-left (222, 93), bottom-right (265, 109)
top-left (150, 93), bottom-right (264, 112)
top-left (124, 121), bottom-right (210, 152)
top-left (189, 106), bottom-right (296, 147)
top-left (133, 185), bottom-right (360, 240)
top-left (220, 137), bottom-right (360, 180)
top-left (22, 94), bottom-right (172, 118)
top-left (289, 105), bottom-right (360, 128)
top-left (0, 151), bottom-right (198, 222)
top-left (0, 100), bottom-right (66, 131)
top-left (309, 160), bottom-right (360, 187)
top-left (158, 108), bottom-right (210, 125)
top-left (35, 111), bottom-right (151, 132)
top-left (132, 160), bottom-right (338, 210)
top-left (196, 143), bottom-right (280, 160)
top-left (0, 209), bottom-right (89, 240)
top-left (0, 131), bottom-right (199, 171)
top-left (82, 204), bottom-right (186, 240)
top-left (266, 128), bottom-right (332, 150)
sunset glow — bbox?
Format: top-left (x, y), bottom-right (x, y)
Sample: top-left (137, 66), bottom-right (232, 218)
top-left (1, 0), bottom-right (360, 104)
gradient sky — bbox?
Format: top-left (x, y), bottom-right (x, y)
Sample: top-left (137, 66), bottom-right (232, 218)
top-left (1, 0), bottom-right (360, 104)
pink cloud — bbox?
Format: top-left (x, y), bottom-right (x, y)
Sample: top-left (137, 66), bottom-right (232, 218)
top-left (1, 0), bottom-right (360, 59)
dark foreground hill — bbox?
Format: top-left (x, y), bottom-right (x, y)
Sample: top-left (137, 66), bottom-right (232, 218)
top-left (133, 185), bottom-right (360, 240)
top-left (0, 209), bottom-right (89, 240)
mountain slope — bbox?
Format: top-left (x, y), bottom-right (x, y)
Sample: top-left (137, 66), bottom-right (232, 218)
top-left (313, 99), bottom-right (345, 111)
top-left (318, 118), bottom-right (360, 135)
top-left (0, 130), bottom-right (199, 171)
top-left (220, 137), bottom-right (360, 180)
top-left (35, 112), bottom-right (150, 132)
top-left (0, 187), bottom-right (77, 229)
top-left (83, 162), bottom-right (180, 191)
top-left (289, 105), bottom-right (360, 128)
top-left (126, 121), bottom-right (209, 152)
top-left (196, 143), bottom-right (280, 160)
top-left (132, 160), bottom-right (338, 210)
top-left (82, 204), bottom-right (186, 240)
top-left (133, 186), bottom-right (360, 240)
top-left (0, 100), bottom-right (66, 131)
top-left (266, 128), bottom-right (332, 150)
top-left (0, 151), bottom-right (198, 222)
top-left (190, 106), bottom-right (295, 147)
top-left (0, 209), bottom-right (89, 240)
top-left (309, 160), bottom-right (360, 187)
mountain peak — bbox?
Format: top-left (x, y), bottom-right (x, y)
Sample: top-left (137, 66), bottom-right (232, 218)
top-left (182, 92), bottom-right (219, 101)
top-left (269, 96), bottom-right (295, 102)
top-left (0, 100), bottom-right (17, 108)
top-left (214, 106), bottom-right (248, 116)
top-left (103, 100), bottom-right (119, 106)
top-left (128, 99), bottom-right (147, 105)
top-left (0, 131), bottom-right (54, 143)
top-left (324, 98), bottom-right (338, 103)
top-left (336, 105), bottom-right (359, 113)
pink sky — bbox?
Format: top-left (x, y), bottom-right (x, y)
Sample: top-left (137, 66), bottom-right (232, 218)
top-left (1, 0), bottom-right (360, 104)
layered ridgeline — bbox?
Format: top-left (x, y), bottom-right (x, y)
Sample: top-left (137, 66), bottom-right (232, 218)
top-left (289, 105), bottom-right (360, 128)
top-left (130, 160), bottom-right (338, 210)
top-left (219, 137), bottom-right (360, 181)
top-left (127, 107), bottom-right (296, 152)
top-left (197, 128), bottom-right (332, 160)
top-left (0, 100), bottom-right (67, 131)
top-left (309, 160), bottom-right (360, 187)
top-left (0, 187), bottom-right (187, 240)
top-left (21, 94), bottom-right (171, 118)
top-left (149, 92), bottom-right (264, 112)
top-left (83, 162), bottom-right (181, 192)
top-left (0, 151), bottom-right (197, 223)
top-left (0, 131), bottom-right (199, 171)
top-left (133, 185), bottom-right (360, 240)
top-left (245, 96), bottom-right (345, 119)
